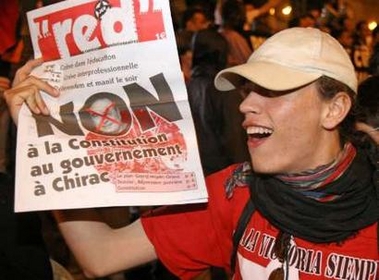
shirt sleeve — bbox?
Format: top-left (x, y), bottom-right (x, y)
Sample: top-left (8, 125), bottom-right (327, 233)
top-left (141, 164), bottom-right (247, 279)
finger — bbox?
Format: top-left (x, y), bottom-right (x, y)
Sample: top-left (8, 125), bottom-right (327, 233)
top-left (6, 84), bottom-right (44, 115)
top-left (10, 82), bottom-right (55, 116)
top-left (34, 88), bottom-right (50, 115)
top-left (5, 77), bottom-right (59, 118)
top-left (4, 86), bottom-right (38, 126)
top-left (13, 75), bottom-right (59, 99)
top-left (28, 75), bottom-right (60, 98)
top-left (13, 58), bottom-right (44, 86)
top-left (5, 74), bottom-right (60, 120)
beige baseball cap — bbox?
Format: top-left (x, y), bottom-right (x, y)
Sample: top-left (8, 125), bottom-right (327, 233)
top-left (214, 27), bottom-right (357, 94)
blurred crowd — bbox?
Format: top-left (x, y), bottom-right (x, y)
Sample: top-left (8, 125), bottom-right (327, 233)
top-left (173, 0), bottom-right (379, 85)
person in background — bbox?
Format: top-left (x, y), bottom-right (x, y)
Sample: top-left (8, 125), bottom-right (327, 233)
top-left (251, 0), bottom-right (283, 18)
top-left (288, 13), bottom-right (316, 28)
top-left (241, 0), bottom-right (283, 35)
top-left (176, 7), bottom-right (210, 84)
top-left (187, 28), bottom-right (248, 176)
top-left (319, 0), bottom-right (348, 31)
top-left (354, 75), bottom-right (379, 145)
top-left (0, 59), bottom-right (11, 180)
top-left (369, 25), bottom-right (379, 76)
top-left (218, 0), bottom-right (253, 67)
top-left (169, 0), bottom-right (188, 31)
top-left (301, 1), bottom-right (323, 23)
top-left (332, 28), bottom-right (353, 56)
top-left (352, 20), bottom-right (372, 82)
top-left (5, 27), bottom-right (379, 280)
top-left (352, 75), bottom-right (379, 195)
top-left (340, 16), bottom-right (355, 35)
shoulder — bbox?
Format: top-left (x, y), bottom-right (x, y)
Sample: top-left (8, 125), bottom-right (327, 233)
top-left (205, 163), bottom-right (240, 187)
top-left (205, 163), bottom-right (253, 225)
top-left (206, 162), bottom-right (252, 197)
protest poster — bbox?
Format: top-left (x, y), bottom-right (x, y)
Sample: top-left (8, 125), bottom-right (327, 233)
top-left (14, 0), bottom-right (208, 212)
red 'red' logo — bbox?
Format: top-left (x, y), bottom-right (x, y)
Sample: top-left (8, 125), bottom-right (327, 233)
top-left (32, 0), bottom-right (165, 61)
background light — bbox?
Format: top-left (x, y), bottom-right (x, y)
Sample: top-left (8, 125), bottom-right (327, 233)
top-left (368, 21), bottom-right (377, 30)
top-left (281, 5), bottom-right (292, 16)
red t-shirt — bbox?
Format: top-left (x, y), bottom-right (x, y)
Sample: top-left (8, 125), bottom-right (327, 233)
top-left (141, 165), bottom-right (379, 280)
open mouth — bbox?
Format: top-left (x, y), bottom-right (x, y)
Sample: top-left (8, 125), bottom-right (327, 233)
top-left (246, 126), bottom-right (273, 139)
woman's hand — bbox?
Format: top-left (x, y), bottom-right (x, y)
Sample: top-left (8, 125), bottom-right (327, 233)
top-left (4, 58), bottom-right (60, 125)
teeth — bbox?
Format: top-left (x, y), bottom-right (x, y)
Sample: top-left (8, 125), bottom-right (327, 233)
top-left (246, 126), bottom-right (273, 135)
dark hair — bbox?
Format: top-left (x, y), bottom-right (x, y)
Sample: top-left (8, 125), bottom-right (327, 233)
top-left (315, 76), bottom-right (356, 145)
top-left (355, 75), bottom-right (379, 128)
top-left (221, 0), bottom-right (246, 30)
top-left (288, 13), bottom-right (315, 28)
top-left (352, 75), bottom-right (379, 147)
top-left (180, 7), bottom-right (207, 30)
top-left (191, 28), bottom-right (228, 71)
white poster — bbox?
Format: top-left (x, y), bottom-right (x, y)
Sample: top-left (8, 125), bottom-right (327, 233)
top-left (15, 0), bottom-right (207, 212)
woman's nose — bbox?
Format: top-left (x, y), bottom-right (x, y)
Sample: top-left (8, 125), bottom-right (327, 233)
top-left (239, 92), bottom-right (261, 115)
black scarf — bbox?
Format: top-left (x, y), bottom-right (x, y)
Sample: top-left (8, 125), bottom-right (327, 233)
top-left (249, 148), bottom-right (379, 243)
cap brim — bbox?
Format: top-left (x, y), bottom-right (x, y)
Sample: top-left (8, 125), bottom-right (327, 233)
top-left (214, 61), bottom-right (322, 91)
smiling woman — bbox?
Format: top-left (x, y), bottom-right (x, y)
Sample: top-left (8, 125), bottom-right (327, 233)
top-left (239, 77), bottom-right (353, 174)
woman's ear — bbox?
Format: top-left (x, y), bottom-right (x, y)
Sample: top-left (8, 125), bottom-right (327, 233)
top-left (321, 91), bottom-right (352, 130)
